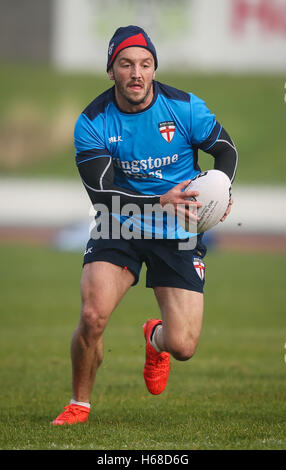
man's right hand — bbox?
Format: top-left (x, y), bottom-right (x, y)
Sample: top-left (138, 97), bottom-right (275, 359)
top-left (159, 180), bottom-right (202, 223)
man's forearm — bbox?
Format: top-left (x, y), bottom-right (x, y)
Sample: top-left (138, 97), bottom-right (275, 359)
top-left (204, 127), bottom-right (238, 183)
top-left (77, 155), bottom-right (160, 210)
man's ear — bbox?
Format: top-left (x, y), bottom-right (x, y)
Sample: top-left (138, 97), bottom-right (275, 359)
top-left (108, 68), bottom-right (114, 80)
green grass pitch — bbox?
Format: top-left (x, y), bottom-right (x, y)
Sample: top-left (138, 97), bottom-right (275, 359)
top-left (0, 243), bottom-right (285, 450)
top-left (0, 64), bottom-right (285, 451)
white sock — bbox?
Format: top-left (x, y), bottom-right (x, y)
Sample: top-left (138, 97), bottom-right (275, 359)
top-left (70, 399), bottom-right (90, 409)
top-left (150, 325), bottom-right (162, 353)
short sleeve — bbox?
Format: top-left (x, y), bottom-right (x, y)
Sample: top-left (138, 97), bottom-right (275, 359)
top-left (190, 93), bottom-right (221, 150)
top-left (74, 113), bottom-right (111, 165)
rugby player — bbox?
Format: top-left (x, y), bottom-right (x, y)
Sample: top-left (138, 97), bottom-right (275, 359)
top-left (52, 25), bottom-right (238, 425)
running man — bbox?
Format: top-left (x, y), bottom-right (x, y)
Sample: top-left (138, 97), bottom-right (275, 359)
top-left (52, 25), bottom-right (238, 425)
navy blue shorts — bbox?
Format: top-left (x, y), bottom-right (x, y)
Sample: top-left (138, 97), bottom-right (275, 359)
top-left (83, 236), bottom-right (206, 293)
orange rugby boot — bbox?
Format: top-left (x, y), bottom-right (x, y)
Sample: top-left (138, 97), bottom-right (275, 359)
top-left (143, 319), bottom-right (170, 395)
top-left (51, 404), bottom-right (90, 425)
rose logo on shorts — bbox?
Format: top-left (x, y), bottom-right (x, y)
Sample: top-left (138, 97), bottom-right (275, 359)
top-left (193, 258), bottom-right (205, 281)
top-left (158, 121), bottom-right (176, 143)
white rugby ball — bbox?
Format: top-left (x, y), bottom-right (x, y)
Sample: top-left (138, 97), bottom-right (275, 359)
top-left (179, 169), bottom-right (231, 233)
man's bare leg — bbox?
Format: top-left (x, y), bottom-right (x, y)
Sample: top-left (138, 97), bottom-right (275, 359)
top-left (142, 286), bottom-right (203, 395)
top-left (71, 261), bottom-right (135, 403)
top-left (153, 287), bottom-right (204, 360)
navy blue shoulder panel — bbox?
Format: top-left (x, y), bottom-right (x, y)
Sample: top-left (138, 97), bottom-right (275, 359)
top-left (156, 81), bottom-right (190, 103)
top-left (83, 86), bottom-right (115, 121)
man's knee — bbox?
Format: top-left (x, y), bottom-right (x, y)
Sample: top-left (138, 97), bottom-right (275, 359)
top-left (166, 337), bottom-right (199, 361)
top-left (80, 302), bottom-right (109, 340)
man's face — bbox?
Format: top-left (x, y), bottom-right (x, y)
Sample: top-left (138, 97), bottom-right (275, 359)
top-left (108, 47), bottom-right (156, 112)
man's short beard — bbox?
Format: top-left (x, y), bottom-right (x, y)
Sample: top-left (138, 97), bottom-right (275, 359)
top-left (124, 91), bottom-right (150, 106)
top-left (115, 78), bottom-right (154, 107)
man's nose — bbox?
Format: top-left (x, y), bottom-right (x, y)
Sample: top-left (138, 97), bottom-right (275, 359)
top-left (130, 65), bottom-right (142, 79)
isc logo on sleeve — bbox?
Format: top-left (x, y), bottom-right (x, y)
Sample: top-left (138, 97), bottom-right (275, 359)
top-left (109, 135), bottom-right (123, 144)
